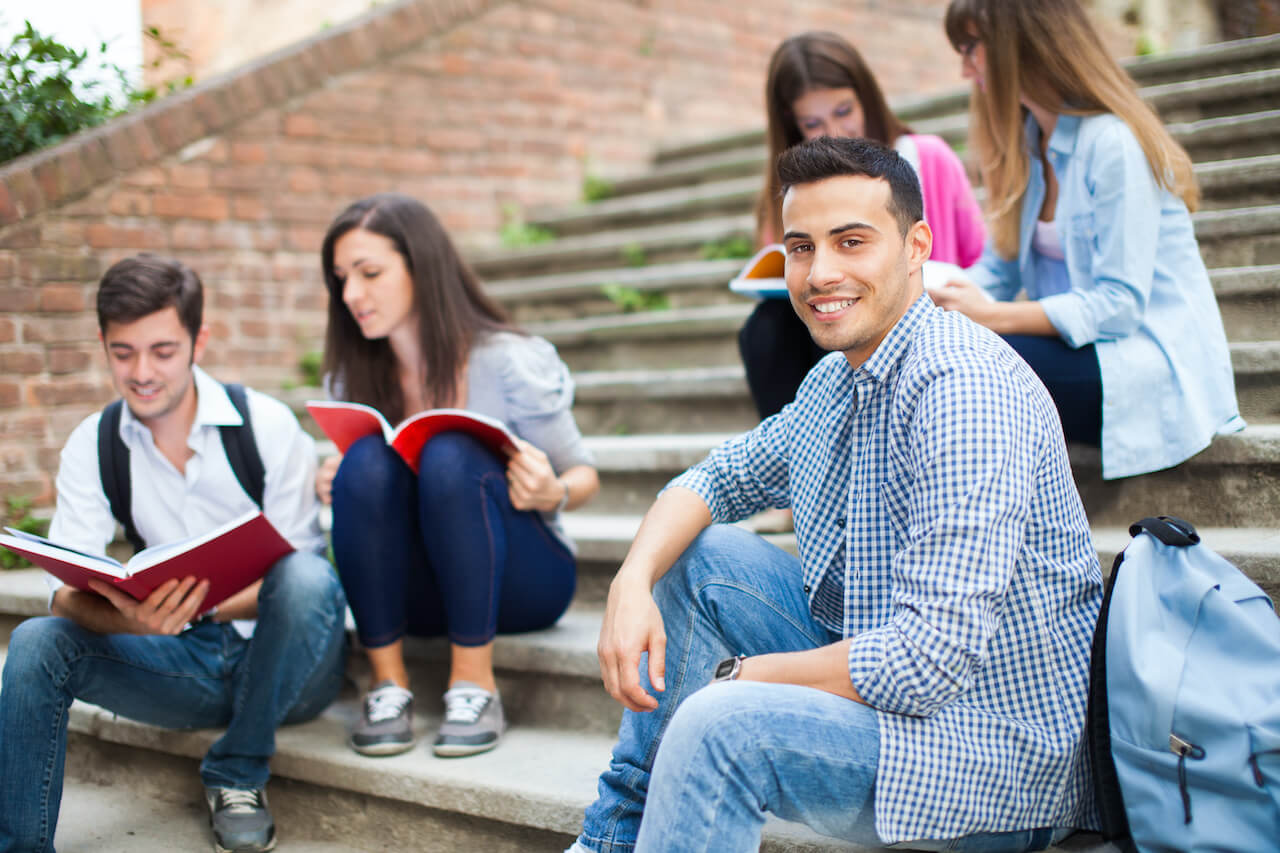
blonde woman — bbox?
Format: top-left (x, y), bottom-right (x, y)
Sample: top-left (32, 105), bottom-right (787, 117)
top-left (933, 0), bottom-right (1242, 479)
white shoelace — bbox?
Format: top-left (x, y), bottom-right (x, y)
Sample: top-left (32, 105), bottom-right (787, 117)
top-left (443, 687), bottom-right (491, 724)
top-left (215, 788), bottom-right (263, 814)
top-left (365, 685), bottom-right (413, 723)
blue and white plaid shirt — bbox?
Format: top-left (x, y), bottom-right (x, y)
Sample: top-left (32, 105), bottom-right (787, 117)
top-left (669, 295), bottom-right (1102, 842)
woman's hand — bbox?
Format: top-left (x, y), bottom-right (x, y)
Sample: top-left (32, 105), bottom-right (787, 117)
top-left (929, 279), bottom-right (995, 324)
top-left (505, 438), bottom-right (564, 512)
top-left (316, 454), bottom-right (341, 505)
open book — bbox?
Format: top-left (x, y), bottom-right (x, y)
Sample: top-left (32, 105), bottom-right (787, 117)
top-left (0, 510), bottom-right (293, 615)
top-left (307, 401), bottom-right (518, 474)
top-left (728, 245), bottom-right (982, 300)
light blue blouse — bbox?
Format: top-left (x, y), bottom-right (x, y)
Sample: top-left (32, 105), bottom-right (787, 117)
top-left (965, 113), bottom-right (1243, 479)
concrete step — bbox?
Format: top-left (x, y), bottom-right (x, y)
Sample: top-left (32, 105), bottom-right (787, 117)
top-left (1144, 67), bottom-right (1280, 123)
top-left (1191, 204), bottom-right (1280, 268)
top-left (579, 426), bottom-right (1280, 528)
top-left (534, 153), bottom-right (1280, 239)
top-left (1170, 108), bottom-right (1280, 162)
top-left (565, 514), bottom-right (1280, 606)
top-left (469, 214), bottom-right (753, 280)
top-left (0, 640), bottom-right (1014, 853)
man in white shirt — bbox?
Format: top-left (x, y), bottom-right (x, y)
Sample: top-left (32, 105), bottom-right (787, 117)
top-left (0, 255), bottom-right (348, 853)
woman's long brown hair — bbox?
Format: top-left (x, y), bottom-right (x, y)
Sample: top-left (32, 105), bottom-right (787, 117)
top-left (757, 32), bottom-right (911, 244)
top-left (321, 193), bottom-right (514, 424)
top-left (945, 0), bottom-right (1199, 258)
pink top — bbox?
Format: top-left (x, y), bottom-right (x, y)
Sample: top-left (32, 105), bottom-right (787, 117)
top-left (909, 133), bottom-right (987, 267)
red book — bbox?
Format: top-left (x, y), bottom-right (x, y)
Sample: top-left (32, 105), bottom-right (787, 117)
top-left (0, 510), bottom-right (293, 615)
top-left (306, 401), bottom-right (518, 474)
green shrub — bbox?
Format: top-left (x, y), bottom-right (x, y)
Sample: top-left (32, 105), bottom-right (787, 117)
top-left (620, 242), bottom-right (648, 267)
top-left (699, 235), bottom-right (754, 260)
top-left (499, 204), bottom-right (555, 248)
top-left (583, 174), bottom-right (614, 203)
top-left (0, 22), bottom-right (191, 164)
top-left (1, 496), bottom-right (50, 570)
top-left (600, 283), bottom-right (669, 313)
top-left (299, 350), bottom-right (323, 387)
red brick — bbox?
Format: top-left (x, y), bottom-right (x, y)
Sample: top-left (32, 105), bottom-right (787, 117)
top-left (0, 382), bottom-right (19, 409)
top-left (48, 345), bottom-right (95, 375)
top-left (123, 167), bottom-right (168, 188)
top-left (231, 195), bottom-right (268, 221)
top-left (0, 289), bottom-right (39, 312)
top-left (0, 413), bottom-right (46, 440)
top-left (241, 319), bottom-right (271, 338)
top-left (0, 224), bottom-right (41, 250)
top-left (168, 164), bottom-right (212, 189)
top-left (0, 349), bottom-right (44, 374)
top-left (283, 114), bottom-right (322, 139)
top-left (211, 165), bottom-right (276, 192)
top-left (41, 221), bottom-right (88, 248)
top-left (40, 285), bottom-right (87, 312)
top-left (231, 142), bottom-right (269, 164)
top-left (0, 474), bottom-right (51, 502)
top-left (153, 193), bottom-right (230, 221)
top-left (0, 181), bottom-right (17, 227)
top-left (106, 190), bottom-right (153, 217)
top-left (21, 316), bottom-right (99, 345)
top-left (0, 318), bottom-right (14, 343)
top-left (287, 168), bottom-right (324, 193)
top-left (171, 222), bottom-right (213, 251)
top-left (29, 378), bottom-right (107, 407)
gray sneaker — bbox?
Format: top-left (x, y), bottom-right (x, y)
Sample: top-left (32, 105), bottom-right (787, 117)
top-left (350, 680), bottom-right (416, 756)
top-left (204, 786), bottom-right (276, 853)
top-left (433, 681), bottom-right (505, 757)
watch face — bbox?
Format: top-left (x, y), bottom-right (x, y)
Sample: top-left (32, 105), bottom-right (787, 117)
top-left (714, 657), bottom-right (738, 680)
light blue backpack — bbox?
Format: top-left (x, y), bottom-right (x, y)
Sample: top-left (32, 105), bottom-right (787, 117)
top-left (1088, 517), bottom-right (1280, 851)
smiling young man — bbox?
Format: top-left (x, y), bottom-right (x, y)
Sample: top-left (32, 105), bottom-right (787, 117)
top-left (568, 138), bottom-right (1102, 852)
top-left (0, 256), bottom-right (348, 853)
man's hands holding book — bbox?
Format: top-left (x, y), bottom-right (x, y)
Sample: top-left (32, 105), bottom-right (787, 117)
top-left (86, 576), bottom-right (210, 635)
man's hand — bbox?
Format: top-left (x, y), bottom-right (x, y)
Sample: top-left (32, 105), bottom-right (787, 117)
top-left (86, 576), bottom-right (210, 635)
top-left (598, 573), bottom-right (667, 712)
top-left (505, 438), bottom-right (563, 512)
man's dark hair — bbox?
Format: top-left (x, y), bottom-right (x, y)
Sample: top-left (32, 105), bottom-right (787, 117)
top-left (96, 254), bottom-right (203, 341)
top-left (776, 136), bottom-right (924, 237)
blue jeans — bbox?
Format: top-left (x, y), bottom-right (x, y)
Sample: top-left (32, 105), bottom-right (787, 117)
top-left (575, 526), bottom-right (1063, 853)
top-left (331, 432), bottom-right (576, 648)
top-left (1002, 335), bottom-right (1102, 447)
top-left (0, 551), bottom-right (348, 853)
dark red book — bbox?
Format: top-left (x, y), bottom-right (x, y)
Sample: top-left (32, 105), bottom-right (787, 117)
top-left (306, 401), bottom-right (518, 474)
top-left (0, 510), bottom-right (293, 615)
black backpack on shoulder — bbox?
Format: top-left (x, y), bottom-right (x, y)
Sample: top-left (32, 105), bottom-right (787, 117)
top-left (97, 382), bottom-right (265, 552)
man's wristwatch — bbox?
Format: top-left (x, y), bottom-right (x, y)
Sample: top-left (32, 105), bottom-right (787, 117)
top-left (711, 654), bottom-right (746, 683)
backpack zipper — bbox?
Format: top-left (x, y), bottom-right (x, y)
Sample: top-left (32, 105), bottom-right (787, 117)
top-left (1169, 733), bottom-right (1205, 824)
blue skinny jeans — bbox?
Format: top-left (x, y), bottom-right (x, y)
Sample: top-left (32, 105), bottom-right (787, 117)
top-left (574, 525), bottom-right (1066, 853)
top-left (0, 551), bottom-right (348, 853)
top-left (331, 432), bottom-right (576, 649)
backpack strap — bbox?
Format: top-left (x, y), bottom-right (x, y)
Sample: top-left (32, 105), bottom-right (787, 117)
top-left (1087, 548), bottom-right (1134, 846)
top-left (97, 399), bottom-right (147, 553)
top-left (1129, 516), bottom-right (1199, 547)
top-left (219, 383), bottom-right (266, 511)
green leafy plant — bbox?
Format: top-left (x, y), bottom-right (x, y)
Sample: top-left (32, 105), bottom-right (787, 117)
top-left (499, 204), bottom-right (555, 248)
top-left (583, 174), bottom-right (614, 203)
top-left (0, 21), bottom-right (193, 164)
top-left (620, 242), bottom-right (648, 268)
top-left (1, 497), bottom-right (50, 569)
top-left (600, 283), bottom-right (669, 313)
top-left (699, 235), bottom-right (754, 260)
top-left (299, 350), bottom-right (324, 388)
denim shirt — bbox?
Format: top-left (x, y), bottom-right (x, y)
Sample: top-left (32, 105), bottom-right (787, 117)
top-left (669, 296), bottom-right (1101, 842)
top-left (965, 113), bottom-right (1243, 479)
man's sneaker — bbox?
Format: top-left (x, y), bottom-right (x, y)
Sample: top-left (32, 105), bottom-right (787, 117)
top-left (350, 680), bottom-right (416, 756)
top-left (204, 786), bottom-right (276, 853)
top-left (433, 681), bottom-right (505, 757)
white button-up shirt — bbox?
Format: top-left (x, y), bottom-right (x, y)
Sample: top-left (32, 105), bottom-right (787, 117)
top-left (47, 366), bottom-right (326, 633)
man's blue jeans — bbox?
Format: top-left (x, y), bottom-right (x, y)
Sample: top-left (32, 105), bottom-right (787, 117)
top-left (574, 526), bottom-right (1064, 853)
top-left (0, 551), bottom-right (348, 853)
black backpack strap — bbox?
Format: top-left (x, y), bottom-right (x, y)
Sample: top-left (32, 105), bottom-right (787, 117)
top-left (219, 383), bottom-right (266, 510)
top-left (97, 399), bottom-right (146, 552)
top-left (1087, 548), bottom-right (1133, 845)
top-left (1129, 516), bottom-right (1199, 547)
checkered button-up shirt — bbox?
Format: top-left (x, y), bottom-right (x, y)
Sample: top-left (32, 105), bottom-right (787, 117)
top-left (669, 295), bottom-right (1102, 842)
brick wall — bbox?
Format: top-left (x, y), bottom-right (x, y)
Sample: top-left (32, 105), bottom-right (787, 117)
top-left (0, 0), bottom-right (1104, 503)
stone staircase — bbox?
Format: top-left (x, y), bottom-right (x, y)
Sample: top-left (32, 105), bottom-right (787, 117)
top-left (3, 33), bottom-right (1280, 853)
